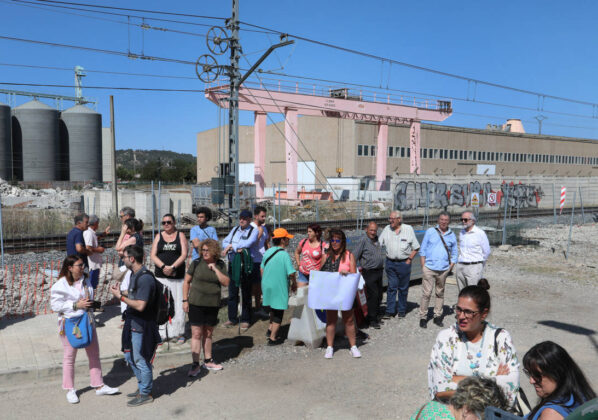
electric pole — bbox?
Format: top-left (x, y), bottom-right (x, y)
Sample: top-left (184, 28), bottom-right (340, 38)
top-left (227, 0), bottom-right (241, 219)
top-left (534, 115), bottom-right (547, 135)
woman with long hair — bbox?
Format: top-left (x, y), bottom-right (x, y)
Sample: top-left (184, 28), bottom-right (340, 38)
top-left (319, 229), bottom-right (360, 359)
top-left (50, 255), bottom-right (118, 404)
top-left (428, 280), bottom-right (520, 407)
top-left (151, 213), bottom-right (188, 343)
top-left (523, 341), bottom-right (596, 419)
top-left (294, 223), bottom-right (327, 288)
top-left (183, 239), bottom-right (230, 376)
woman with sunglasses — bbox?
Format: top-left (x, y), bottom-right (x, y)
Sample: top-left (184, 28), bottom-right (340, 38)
top-left (151, 213), bottom-right (188, 343)
top-left (50, 255), bottom-right (119, 404)
top-left (428, 280), bottom-right (520, 407)
top-left (183, 239), bottom-right (230, 376)
top-left (319, 229), bottom-right (360, 359)
top-left (522, 341), bottom-right (595, 420)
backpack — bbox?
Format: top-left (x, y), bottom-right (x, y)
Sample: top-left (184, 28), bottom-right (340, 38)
top-left (154, 278), bottom-right (175, 326)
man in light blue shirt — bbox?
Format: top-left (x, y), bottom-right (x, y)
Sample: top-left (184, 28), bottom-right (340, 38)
top-left (418, 211), bottom-right (457, 329)
top-left (190, 206), bottom-right (218, 260)
top-left (222, 209), bottom-right (259, 329)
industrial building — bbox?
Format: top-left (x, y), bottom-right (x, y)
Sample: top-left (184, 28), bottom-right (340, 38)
top-left (0, 98), bottom-right (103, 182)
top-left (196, 116), bottom-right (598, 194)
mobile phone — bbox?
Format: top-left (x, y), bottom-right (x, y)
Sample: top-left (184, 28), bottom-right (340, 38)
top-left (92, 301), bottom-right (102, 310)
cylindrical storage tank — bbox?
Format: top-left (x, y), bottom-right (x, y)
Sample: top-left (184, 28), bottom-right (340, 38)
top-left (60, 104), bottom-right (102, 182)
top-left (12, 100), bottom-right (59, 181)
top-left (0, 101), bottom-right (12, 181)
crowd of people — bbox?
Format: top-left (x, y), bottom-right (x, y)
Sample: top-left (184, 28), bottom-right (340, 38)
top-left (51, 206), bottom-right (595, 417)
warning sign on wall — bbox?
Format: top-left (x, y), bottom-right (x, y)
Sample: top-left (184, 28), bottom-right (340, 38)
top-left (471, 192), bottom-right (480, 208)
top-left (487, 192), bottom-right (497, 206)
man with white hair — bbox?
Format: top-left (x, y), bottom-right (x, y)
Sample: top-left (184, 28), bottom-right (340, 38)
top-left (379, 210), bottom-right (420, 318)
top-left (456, 211), bottom-right (490, 291)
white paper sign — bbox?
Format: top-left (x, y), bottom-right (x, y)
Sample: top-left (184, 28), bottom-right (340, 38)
top-left (307, 271), bottom-right (360, 311)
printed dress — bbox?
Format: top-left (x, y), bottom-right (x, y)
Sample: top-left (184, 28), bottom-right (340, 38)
top-left (427, 322), bottom-right (520, 406)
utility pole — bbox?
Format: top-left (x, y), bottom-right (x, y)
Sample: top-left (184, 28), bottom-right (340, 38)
top-left (227, 0), bottom-right (241, 219)
top-left (110, 95), bottom-right (118, 216)
top-left (534, 115), bottom-right (547, 135)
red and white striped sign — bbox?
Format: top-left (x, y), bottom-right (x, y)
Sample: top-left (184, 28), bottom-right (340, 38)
top-left (559, 186), bottom-right (566, 214)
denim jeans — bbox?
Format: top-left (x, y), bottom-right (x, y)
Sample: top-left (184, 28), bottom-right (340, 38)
top-left (125, 331), bottom-right (153, 396)
top-left (385, 259), bottom-right (412, 315)
top-left (89, 269), bottom-right (100, 290)
top-left (227, 267), bottom-right (252, 323)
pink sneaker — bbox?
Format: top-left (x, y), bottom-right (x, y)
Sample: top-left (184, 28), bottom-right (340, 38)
top-left (204, 358), bottom-right (223, 371)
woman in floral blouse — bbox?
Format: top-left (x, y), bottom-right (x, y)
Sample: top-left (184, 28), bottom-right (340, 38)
top-left (427, 279), bottom-right (520, 407)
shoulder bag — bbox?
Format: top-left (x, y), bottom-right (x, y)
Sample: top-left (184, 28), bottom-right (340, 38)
top-left (435, 228), bottom-right (453, 275)
top-left (64, 281), bottom-right (94, 348)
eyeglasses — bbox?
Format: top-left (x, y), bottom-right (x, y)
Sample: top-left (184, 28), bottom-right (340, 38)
top-left (455, 306), bottom-right (480, 318)
top-left (460, 218), bottom-right (470, 222)
top-left (330, 238), bottom-right (341, 243)
top-left (201, 248), bottom-right (210, 253)
top-left (72, 263), bottom-right (84, 267)
top-left (161, 221), bottom-right (173, 225)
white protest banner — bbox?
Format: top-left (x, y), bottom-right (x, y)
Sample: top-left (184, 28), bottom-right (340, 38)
top-left (307, 271), bottom-right (360, 311)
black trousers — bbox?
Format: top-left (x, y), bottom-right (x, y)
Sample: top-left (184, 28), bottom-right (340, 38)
top-left (362, 268), bottom-right (384, 322)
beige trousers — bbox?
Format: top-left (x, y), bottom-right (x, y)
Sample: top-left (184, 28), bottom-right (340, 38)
top-left (419, 265), bottom-right (450, 319)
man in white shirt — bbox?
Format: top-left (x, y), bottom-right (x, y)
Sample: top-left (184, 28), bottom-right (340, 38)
top-left (83, 215), bottom-right (109, 291)
top-left (379, 210), bottom-right (420, 318)
top-left (456, 211), bottom-right (490, 291)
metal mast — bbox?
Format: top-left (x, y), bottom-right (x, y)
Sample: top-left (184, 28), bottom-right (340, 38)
top-left (227, 0), bottom-right (241, 218)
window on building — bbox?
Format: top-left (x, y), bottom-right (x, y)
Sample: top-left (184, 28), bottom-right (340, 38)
top-left (407, 147), bottom-right (411, 157)
top-left (422, 148), bottom-right (427, 159)
top-left (371, 146), bottom-right (376, 156)
top-left (364, 145), bottom-right (369, 156)
top-left (357, 145), bottom-right (363, 156)
top-left (449, 150), bottom-right (454, 160)
top-left (388, 146), bottom-right (393, 157)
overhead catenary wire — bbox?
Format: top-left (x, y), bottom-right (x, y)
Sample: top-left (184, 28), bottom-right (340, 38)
top-left (239, 20), bottom-right (598, 109)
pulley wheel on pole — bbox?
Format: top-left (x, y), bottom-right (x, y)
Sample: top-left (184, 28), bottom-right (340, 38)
top-left (195, 54), bottom-right (221, 83)
top-left (207, 26), bottom-right (230, 55)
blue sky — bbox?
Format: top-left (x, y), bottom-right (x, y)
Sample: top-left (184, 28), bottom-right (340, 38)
top-left (1, 0), bottom-right (596, 156)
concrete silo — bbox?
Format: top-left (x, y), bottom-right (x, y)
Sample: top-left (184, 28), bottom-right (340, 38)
top-left (60, 104), bottom-right (102, 182)
top-left (12, 100), bottom-right (60, 181)
top-left (0, 101), bottom-right (12, 181)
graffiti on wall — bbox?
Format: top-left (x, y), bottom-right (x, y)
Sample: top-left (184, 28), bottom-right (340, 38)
top-left (394, 180), bottom-right (544, 210)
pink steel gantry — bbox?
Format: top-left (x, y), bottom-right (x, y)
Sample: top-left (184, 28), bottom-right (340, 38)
top-left (205, 80), bottom-right (452, 199)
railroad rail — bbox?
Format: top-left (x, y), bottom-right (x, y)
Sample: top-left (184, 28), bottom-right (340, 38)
top-left (3, 206), bottom-right (596, 255)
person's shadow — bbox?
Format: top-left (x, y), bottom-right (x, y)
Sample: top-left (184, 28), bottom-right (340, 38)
top-left (153, 363), bottom-right (209, 399)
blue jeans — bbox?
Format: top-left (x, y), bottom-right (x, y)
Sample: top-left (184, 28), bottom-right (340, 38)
top-left (385, 259), bottom-right (412, 315)
top-left (228, 267), bottom-right (252, 323)
top-left (89, 269), bottom-right (100, 289)
top-left (125, 331), bottom-right (153, 396)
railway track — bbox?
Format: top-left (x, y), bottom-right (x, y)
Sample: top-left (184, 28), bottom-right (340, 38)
top-left (3, 206), bottom-right (596, 255)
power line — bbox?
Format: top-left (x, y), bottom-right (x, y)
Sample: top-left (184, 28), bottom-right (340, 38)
top-left (0, 35), bottom-right (197, 65)
top-left (4, 0), bottom-right (207, 37)
top-left (239, 21), bottom-right (598, 108)
top-left (0, 82), bottom-right (203, 92)
top-left (28, 0), bottom-right (224, 20)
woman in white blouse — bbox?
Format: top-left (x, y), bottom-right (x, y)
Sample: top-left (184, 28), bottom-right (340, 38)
top-left (428, 279), bottom-right (520, 407)
top-left (50, 255), bottom-right (118, 404)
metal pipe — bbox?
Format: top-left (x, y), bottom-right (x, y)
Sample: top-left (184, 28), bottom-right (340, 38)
top-left (565, 190), bottom-right (577, 259)
top-left (109, 95), bottom-right (118, 216)
top-left (151, 181), bottom-right (155, 239)
top-left (579, 186), bottom-right (585, 224)
top-left (552, 183), bottom-right (556, 224)
top-left (501, 186), bottom-right (509, 245)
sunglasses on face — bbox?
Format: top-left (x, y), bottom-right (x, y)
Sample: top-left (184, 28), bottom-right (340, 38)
top-left (331, 238), bottom-right (341, 243)
top-left (161, 221), bottom-right (173, 225)
top-left (460, 218), bottom-right (470, 222)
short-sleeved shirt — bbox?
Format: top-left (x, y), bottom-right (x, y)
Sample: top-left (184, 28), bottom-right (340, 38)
top-left (127, 266), bottom-right (156, 331)
top-left (379, 223), bottom-right (420, 260)
top-left (190, 225), bottom-right (218, 260)
top-left (83, 228), bottom-right (102, 270)
top-left (186, 258), bottom-right (227, 307)
top-left (260, 247), bottom-right (296, 310)
top-left (66, 227), bottom-right (88, 267)
top-left (298, 239), bottom-right (327, 275)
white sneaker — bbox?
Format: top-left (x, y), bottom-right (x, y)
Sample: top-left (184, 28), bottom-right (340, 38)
top-left (325, 346), bottom-right (334, 359)
top-left (95, 384), bottom-right (119, 396)
top-left (66, 389), bottom-right (79, 404)
top-left (350, 345), bottom-right (362, 358)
